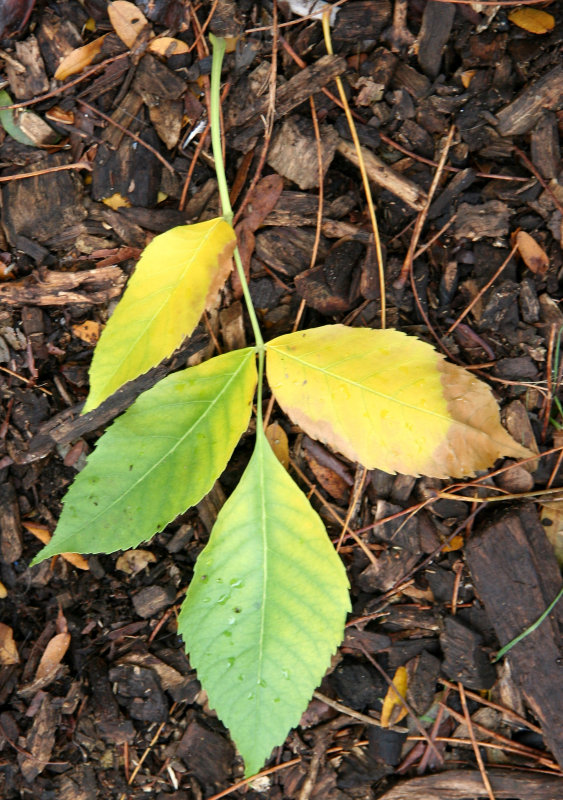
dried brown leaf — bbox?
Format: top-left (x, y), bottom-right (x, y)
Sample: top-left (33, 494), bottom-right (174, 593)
top-left (515, 230), bottom-right (549, 275)
top-left (0, 623), bottom-right (19, 665)
top-left (35, 632), bottom-right (71, 682)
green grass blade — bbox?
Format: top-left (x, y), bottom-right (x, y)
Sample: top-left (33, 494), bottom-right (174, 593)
top-left (178, 428), bottom-right (350, 776)
top-left (32, 349), bottom-right (257, 562)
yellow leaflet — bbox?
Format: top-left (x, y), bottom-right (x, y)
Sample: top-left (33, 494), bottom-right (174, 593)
top-left (380, 666), bottom-right (408, 727)
top-left (266, 325), bottom-right (531, 479)
top-left (83, 218), bottom-right (235, 413)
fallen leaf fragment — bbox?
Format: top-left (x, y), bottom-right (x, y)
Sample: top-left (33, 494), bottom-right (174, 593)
top-left (0, 622), bottom-right (19, 665)
top-left (54, 35), bottom-right (107, 80)
top-left (380, 666), bottom-right (408, 727)
top-left (72, 320), bottom-right (102, 345)
top-left (23, 521), bottom-right (89, 570)
top-left (540, 501), bottom-right (563, 567)
top-left (148, 36), bottom-right (189, 57)
top-left (35, 632), bottom-right (71, 681)
top-left (108, 0), bottom-right (151, 48)
top-left (508, 8), bottom-right (555, 34)
top-left (515, 230), bottom-right (549, 275)
top-left (0, 581), bottom-right (7, 598)
top-left (265, 422), bottom-right (289, 469)
top-left (116, 549), bottom-right (157, 575)
top-left (102, 192), bottom-right (131, 210)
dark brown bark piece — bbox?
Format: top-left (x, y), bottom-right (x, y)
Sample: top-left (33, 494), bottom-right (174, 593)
top-left (295, 239), bottom-right (363, 315)
top-left (0, 266), bottom-right (126, 307)
top-left (17, 692), bottom-right (60, 782)
top-left (109, 664), bottom-right (168, 722)
top-left (428, 169), bottom-right (476, 221)
top-left (132, 585), bottom-right (175, 619)
top-left (0, 483), bottom-right (22, 564)
top-left (332, 0), bottom-right (391, 40)
top-left (377, 769), bottom-right (563, 800)
top-left (36, 8), bottom-right (82, 75)
top-left (1, 153), bottom-right (86, 248)
top-left (530, 112), bottom-right (560, 181)
top-left (17, 330), bottom-right (210, 464)
top-left (176, 716), bottom-right (234, 787)
top-left (5, 35), bottom-right (49, 99)
top-left (417, 1), bottom-right (456, 78)
top-left (391, 62), bottom-right (431, 99)
top-left (465, 506), bottom-right (563, 769)
top-left (496, 65), bottom-right (563, 137)
top-left (407, 650), bottom-right (441, 716)
top-left (267, 117), bottom-right (339, 190)
top-left (357, 549), bottom-right (420, 593)
top-left (337, 138), bottom-right (427, 210)
top-left (440, 616), bottom-right (496, 690)
top-left (255, 227), bottom-right (328, 277)
top-left (92, 119), bottom-right (163, 207)
top-left (56, 764), bottom-right (98, 800)
top-left (228, 55), bottom-right (347, 149)
top-left (454, 201), bottom-right (509, 241)
top-left (133, 53), bottom-right (185, 102)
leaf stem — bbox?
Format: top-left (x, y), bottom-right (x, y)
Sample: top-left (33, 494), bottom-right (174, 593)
top-left (209, 34), bottom-right (265, 427)
top-left (209, 34), bottom-right (264, 357)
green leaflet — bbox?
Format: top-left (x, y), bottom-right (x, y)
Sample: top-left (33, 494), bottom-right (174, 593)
top-left (32, 349), bottom-right (257, 562)
top-left (178, 428), bottom-right (350, 776)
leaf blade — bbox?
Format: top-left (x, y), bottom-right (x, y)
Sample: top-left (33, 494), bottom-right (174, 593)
top-left (84, 218), bottom-right (236, 413)
top-left (179, 429), bottom-right (350, 776)
top-left (33, 349), bottom-right (256, 562)
top-left (266, 325), bottom-right (530, 478)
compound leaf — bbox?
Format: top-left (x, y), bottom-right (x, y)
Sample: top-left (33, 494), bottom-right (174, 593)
top-left (266, 325), bottom-right (531, 478)
top-left (32, 349), bottom-right (256, 562)
top-left (83, 218), bottom-right (236, 413)
top-left (178, 428), bottom-right (350, 776)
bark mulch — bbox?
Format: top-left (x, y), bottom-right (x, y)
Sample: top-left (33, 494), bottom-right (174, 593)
top-left (0, 1), bottom-right (563, 799)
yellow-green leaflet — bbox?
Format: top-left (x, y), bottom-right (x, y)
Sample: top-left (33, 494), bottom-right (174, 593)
top-left (266, 325), bottom-right (531, 478)
top-left (83, 218), bottom-right (236, 413)
top-left (179, 428), bottom-right (350, 776)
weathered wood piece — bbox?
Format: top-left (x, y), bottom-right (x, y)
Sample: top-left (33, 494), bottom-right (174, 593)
top-left (337, 138), bottom-right (426, 210)
top-left (92, 116), bottom-right (163, 207)
top-left (0, 266), bottom-right (126, 307)
top-left (428, 168), bottom-right (476, 220)
top-left (439, 616), bottom-right (496, 690)
top-left (332, 0), bottom-right (391, 40)
top-left (465, 505), bottom-right (563, 769)
top-left (17, 331), bottom-right (210, 464)
top-left (0, 482), bottom-right (22, 563)
top-left (496, 65), bottom-right (563, 137)
top-left (5, 35), bottom-right (49, 99)
top-left (417, 1), bottom-right (456, 78)
top-left (255, 227), bottom-right (329, 276)
top-left (1, 153), bottom-right (86, 248)
top-left (454, 200), bottom-right (509, 241)
top-left (376, 769), bottom-right (563, 800)
top-left (267, 116), bottom-right (339, 190)
top-left (530, 112), bottom-right (560, 181)
top-left (36, 8), bottom-right (82, 75)
top-left (228, 55), bottom-right (346, 149)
